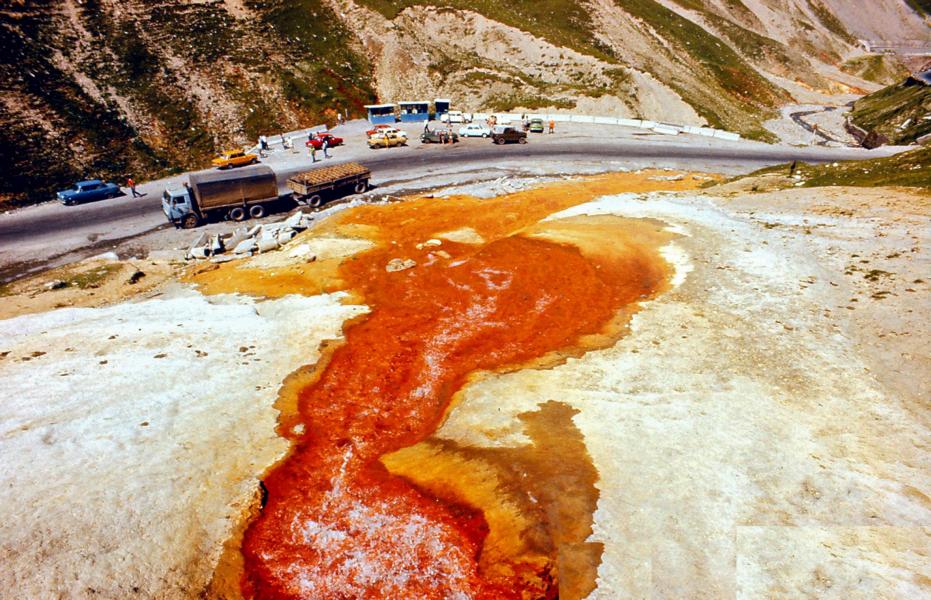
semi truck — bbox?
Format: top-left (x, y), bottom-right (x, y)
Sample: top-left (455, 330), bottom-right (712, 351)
top-left (163, 165), bottom-right (279, 229)
top-left (163, 162), bottom-right (372, 228)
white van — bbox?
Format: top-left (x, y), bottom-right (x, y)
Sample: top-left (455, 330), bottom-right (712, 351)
top-left (441, 111), bottom-right (472, 124)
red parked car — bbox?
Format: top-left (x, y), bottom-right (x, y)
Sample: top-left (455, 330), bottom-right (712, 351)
top-left (365, 124), bottom-right (393, 137)
top-left (306, 132), bottom-right (344, 149)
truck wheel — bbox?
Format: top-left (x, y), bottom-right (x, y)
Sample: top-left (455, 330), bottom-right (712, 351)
top-left (181, 214), bottom-right (199, 229)
top-left (249, 204), bottom-right (265, 219)
top-left (519, 137), bottom-right (528, 144)
top-left (354, 181), bottom-right (368, 194)
top-left (308, 194), bottom-right (323, 208)
top-left (229, 207), bottom-right (246, 221)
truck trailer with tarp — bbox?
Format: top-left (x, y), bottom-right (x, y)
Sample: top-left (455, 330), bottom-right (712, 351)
top-left (398, 101), bottom-right (430, 123)
top-left (162, 165), bottom-right (279, 228)
top-left (365, 103), bottom-right (397, 124)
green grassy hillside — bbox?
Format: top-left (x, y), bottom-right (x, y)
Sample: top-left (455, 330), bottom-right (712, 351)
top-left (0, 0), bottom-right (374, 207)
top-left (743, 147), bottom-right (931, 190)
top-left (850, 77), bottom-right (931, 145)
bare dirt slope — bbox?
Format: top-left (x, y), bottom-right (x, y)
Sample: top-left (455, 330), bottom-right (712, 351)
top-left (3, 0), bottom-right (924, 205)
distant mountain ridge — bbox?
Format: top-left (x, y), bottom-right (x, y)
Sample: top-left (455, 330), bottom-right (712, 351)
top-left (0, 0), bottom-right (926, 204)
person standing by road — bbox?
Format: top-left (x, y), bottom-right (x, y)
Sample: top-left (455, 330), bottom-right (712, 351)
top-left (548, 119), bottom-right (555, 134)
top-left (310, 143), bottom-right (318, 163)
top-left (127, 177), bottom-right (143, 198)
top-left (322, 137), bottom-right (331, 159)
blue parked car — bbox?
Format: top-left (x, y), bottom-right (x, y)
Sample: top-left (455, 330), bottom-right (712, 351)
top-left (57, 180), bottom-right (121, 205)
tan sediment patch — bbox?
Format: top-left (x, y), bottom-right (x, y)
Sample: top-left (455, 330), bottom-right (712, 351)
top-left (383, 401), bottom-right (603, 600)
top-left (0, 258), bottom-right (176, 319)
top-left (435, 226), bottom-right (485, 245)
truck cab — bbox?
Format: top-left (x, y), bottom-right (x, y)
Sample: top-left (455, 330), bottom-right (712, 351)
top-left (162, 186), bottom-right (198, 229)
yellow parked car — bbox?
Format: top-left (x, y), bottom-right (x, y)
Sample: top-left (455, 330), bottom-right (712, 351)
top-left (367, 132), bottom-right (407, 149)
top-left (212, 149), bottom-right (259, 169)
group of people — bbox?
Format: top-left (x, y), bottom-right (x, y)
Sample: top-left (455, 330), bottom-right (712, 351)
top-left (520, 114), bottom-right (557, 133)
top-left (423, 123), bottom-right (456, 144)
top-left (309, 133), bottom-right (332, 163)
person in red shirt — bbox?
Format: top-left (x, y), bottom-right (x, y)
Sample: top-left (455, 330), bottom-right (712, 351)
top-left (127, 177), bottom-right (143, 198)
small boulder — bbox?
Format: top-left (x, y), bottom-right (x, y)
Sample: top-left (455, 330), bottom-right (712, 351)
top-left (127, 271), bottom-right (145, 285)
top-left (284, 211), bottom-right (304, 230)
top-left (45, 279), bottom-right (67, 290)
top-left (386, 258), bottom-right (416, 272)
top-left (233, 238), bottom-right (257, 255)
top-left (256, 237), bottom-right (279, 253)
top-left (224, 227), bottom-right (249, 249)
top-left (209, 235), bottom-right (223, 254)
top-left (188, 246), bottom-right (209, 260)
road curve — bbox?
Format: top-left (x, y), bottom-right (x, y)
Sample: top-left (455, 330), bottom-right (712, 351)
top-left (0, 139), bottom-right (898, 280)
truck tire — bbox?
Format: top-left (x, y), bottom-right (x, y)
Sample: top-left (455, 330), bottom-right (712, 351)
top-left (308, 194), bottom-right (324, 208)
top-left (519, 137), bottom-right (528, 144)
top-left (354, 181), bottom-right (368, 194)
top-left (229, 207), bottom-right (246, 221)
top-left (181, 214), bottom-right (199, 229)
top-left (249, 204), bottom-right (265, 219)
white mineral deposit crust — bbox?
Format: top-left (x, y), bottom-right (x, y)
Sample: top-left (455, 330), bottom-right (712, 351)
top-left (0, 289), bottom-right (367, 598)
top-left (437, 192), bottom-right (930, 598)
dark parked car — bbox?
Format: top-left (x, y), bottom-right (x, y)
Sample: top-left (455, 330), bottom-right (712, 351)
top-left (420, 129), bottom-right (459, 144)
top-left (491, 125), bottom-right (527, 145)
top-left (57, 180), bottom-right (121, 205)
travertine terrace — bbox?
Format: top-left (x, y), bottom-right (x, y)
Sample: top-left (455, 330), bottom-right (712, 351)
top-left (0, 171), bottom-right (928, 598)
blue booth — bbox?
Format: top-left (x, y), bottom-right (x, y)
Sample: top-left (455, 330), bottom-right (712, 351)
top-left (365, 103), bottom-right (397, 125)
top-left (434, 98), bottom-right (451, 121)
top-left (398, 101), bottom-right (430, 123)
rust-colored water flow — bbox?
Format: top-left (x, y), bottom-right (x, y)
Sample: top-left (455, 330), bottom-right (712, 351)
top-left (189, 173), bottom-right (702, 598)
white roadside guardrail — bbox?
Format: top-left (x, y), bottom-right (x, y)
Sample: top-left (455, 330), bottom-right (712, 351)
top-left (471, 112), bottom-right (741, 141)
top-left (253, 113), bottom-right (741, 152)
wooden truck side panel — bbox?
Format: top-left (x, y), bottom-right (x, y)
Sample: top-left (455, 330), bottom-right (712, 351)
top-left (287, 162), bottom-right (371, 196)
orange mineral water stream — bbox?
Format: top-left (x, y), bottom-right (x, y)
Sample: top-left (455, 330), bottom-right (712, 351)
top-left (204, 173), bottom-right (697, 599)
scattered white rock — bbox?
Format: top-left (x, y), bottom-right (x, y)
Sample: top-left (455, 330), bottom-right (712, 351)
top-left (188, 246), bottom-right (209, 260)
top-left (209, 255), bottom-right (237, 264)
top-left (385, 258), bottom-right (416, 272)
top-left (277, 229), bottom-right (296, 244)
top-left (233, 238), bottom-right (257, 255)
top-left (256, 237), bottom-right (279, 253)
top-left (87, 251), bottom-right (120, 262)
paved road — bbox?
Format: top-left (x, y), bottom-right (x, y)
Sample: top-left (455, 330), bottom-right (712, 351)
top-left (0, 135), bottom-right (902, 281)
